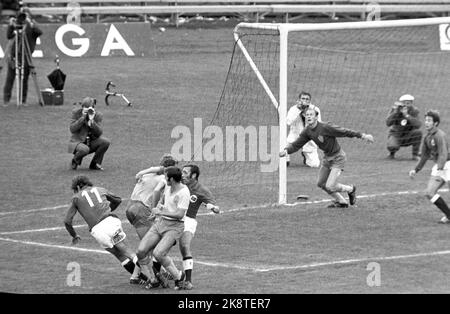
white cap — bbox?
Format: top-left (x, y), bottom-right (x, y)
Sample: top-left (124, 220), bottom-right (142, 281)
top-left (399, 94), bottom-right (414, 102)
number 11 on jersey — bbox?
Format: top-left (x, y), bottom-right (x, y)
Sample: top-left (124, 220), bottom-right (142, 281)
top-left (81, 187), bottom-right (103, 207)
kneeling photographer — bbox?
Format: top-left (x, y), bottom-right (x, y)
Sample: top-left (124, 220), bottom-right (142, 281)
top-left (385, 94), bottom-right (422, 160)
top-left (3, 7), bottom-right (42, 106)
top-left (68, 97), bottom-right (111, 171)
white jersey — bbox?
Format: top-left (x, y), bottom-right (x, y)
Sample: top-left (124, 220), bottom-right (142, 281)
top-left (130, 173), bottom-right (165, 207)
top-left (162, 183), bottom-right (190, 221)
top-left (286, 104), bottom-right (322, 150)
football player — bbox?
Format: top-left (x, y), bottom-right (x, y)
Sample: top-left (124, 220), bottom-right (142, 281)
top-left (136, 167), bottom-right (190, 290)
top-left (286, 92), bottom-right (321, 167)
top-left (280, 107), bottom-right (374, 207)
top-left (150, 164), bottom-right (220, 290)
top-left (125, 154), bottom-right (177, 284)
top-left (409, 110), bottom-right (450, 223)
top-left (64, 175), bottom-right (155, 284)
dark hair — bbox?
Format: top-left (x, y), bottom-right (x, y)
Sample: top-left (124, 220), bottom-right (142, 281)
top-left (299, 91), bottom-right (311, 100)
top-left (165, 166), bottom-right (182, 183)
top-left (183, 164), bottom-right (200, 180)
top-left (71, 175), bottom-right (93, 192)
top-left (159, 154), bottom-right (178, 167)
top-left (425, 110), bottom-right (440, 126)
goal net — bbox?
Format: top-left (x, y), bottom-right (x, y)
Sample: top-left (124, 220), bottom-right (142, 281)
top-left (185, 18), bottom-right (450, 209)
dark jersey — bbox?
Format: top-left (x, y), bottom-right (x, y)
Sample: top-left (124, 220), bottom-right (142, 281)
top-left (386, 105), bottom-right (421, 135)
top-left (287, 121), bottom-right (362, 157)
top-left (186, 180), bottom-right (216, 219)
top-left (64, 186), bottom-right (122, 230)
top-left (415, 128), bottom-right (450, 172)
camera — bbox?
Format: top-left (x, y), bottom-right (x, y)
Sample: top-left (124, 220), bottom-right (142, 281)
top-left (11, 1), bottom-right (28, 30)
top-left (87, 107), bottom-right (95, 115)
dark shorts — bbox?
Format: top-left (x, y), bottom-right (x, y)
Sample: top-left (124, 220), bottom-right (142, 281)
top-left (125, 200), bottom-right (155, 228)
top-left (322, 150), bottom-right (347, 170)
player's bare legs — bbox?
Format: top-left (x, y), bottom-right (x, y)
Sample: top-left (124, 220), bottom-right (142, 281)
top-left (317, 166), bottom-right (347, 205)
top-left (425, 176), bottom-right (450, 221)
top-left (326, 168), bottom-right (353, 193)
top-left (153, 233), bottom-right (183, 282)
top-left (136, 230), bottom-right (160, 263)
top-left (115, 240), bottom-right (154, 281)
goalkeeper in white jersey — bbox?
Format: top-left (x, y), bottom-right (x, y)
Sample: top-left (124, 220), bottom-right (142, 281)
top-left (286, 92), bottom-right (321, 168)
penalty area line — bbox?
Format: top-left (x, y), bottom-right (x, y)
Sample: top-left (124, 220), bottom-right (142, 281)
top-left (2, 236), bottom-right (450, 273)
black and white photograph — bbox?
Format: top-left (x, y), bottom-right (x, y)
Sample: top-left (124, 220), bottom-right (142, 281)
top-left (1, 0), bottom-right (450, 300)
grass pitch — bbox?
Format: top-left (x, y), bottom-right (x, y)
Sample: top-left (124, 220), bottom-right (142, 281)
top-left (1, 26), bottom-right (450, 294)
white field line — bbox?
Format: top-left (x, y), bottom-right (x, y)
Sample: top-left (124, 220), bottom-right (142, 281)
top-left (0, 236), bottom-right (256, 271)
top-left (1, 236), bottom-right (450, 273)
top-left (255, 250), bottom-right (450, 272)
top-left (1, 188), bottom-right (449, 236)
top-left (0, 189), bottom-right (449, 217)
top-left (0, 204), bottom-right (69, 216)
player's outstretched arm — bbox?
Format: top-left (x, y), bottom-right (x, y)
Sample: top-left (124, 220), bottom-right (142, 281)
top-left (206, 203), bottom-right (220, 214)
top-left (135, 166), bottom-right (164, 181)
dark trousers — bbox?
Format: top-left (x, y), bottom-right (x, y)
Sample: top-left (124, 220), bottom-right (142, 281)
top-left (3, 63), bottom-right (30, 104)
top-left (387, 129), bottom-right (422, 156)
top-left (73, 137), bottom-right (111, 166)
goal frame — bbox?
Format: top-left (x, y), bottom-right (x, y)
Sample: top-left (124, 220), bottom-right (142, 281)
top-left (233, 16), bottom-right (450, 205)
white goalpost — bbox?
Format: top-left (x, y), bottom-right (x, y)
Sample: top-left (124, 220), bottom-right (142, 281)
top-left (234, 17), bottom-right (450, 204)
top-left (193, 17), bottom-right (450, 210)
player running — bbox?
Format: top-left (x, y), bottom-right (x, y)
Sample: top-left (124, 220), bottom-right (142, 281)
top-left (280, 107), bottom-right (374, 207)
top-left (409, 110), bottom-right (450, 223)
top-left (64, 175), bottom-right (155, 284)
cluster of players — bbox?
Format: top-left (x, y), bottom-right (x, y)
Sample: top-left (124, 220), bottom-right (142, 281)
top-left (64, 155), bottom-right (220, 291)
top-left (63, 91), bottom-right (450, 291)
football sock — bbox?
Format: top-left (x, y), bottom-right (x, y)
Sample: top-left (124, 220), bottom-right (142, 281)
top-left (153, 260), bottom-right (162, 273)
top-left (163, 257), bottom-right (181, 280)
top-left (431, 194), bottom-right (450, 218)
top-left (121, 258), bottom-right (135, 274)
top-left (131, 263), bottom-right (141, 279)
top-left (336, 183), bottom-right (353, 193)
top-left (331, 192), bottom-right (347, 204)
top-left (183, 257), bottom-right (193, 282)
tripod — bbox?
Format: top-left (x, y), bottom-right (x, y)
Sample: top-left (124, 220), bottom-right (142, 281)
top-left (11, 22), bottom-right (43, 107)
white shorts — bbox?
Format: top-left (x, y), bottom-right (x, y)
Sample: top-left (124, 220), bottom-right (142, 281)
top-left (90, 216), bottom-right (126, 249)
top-left (184, 216), bottom-right (198, 235)
top-left (431, 161), bottom-right (450, 182)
